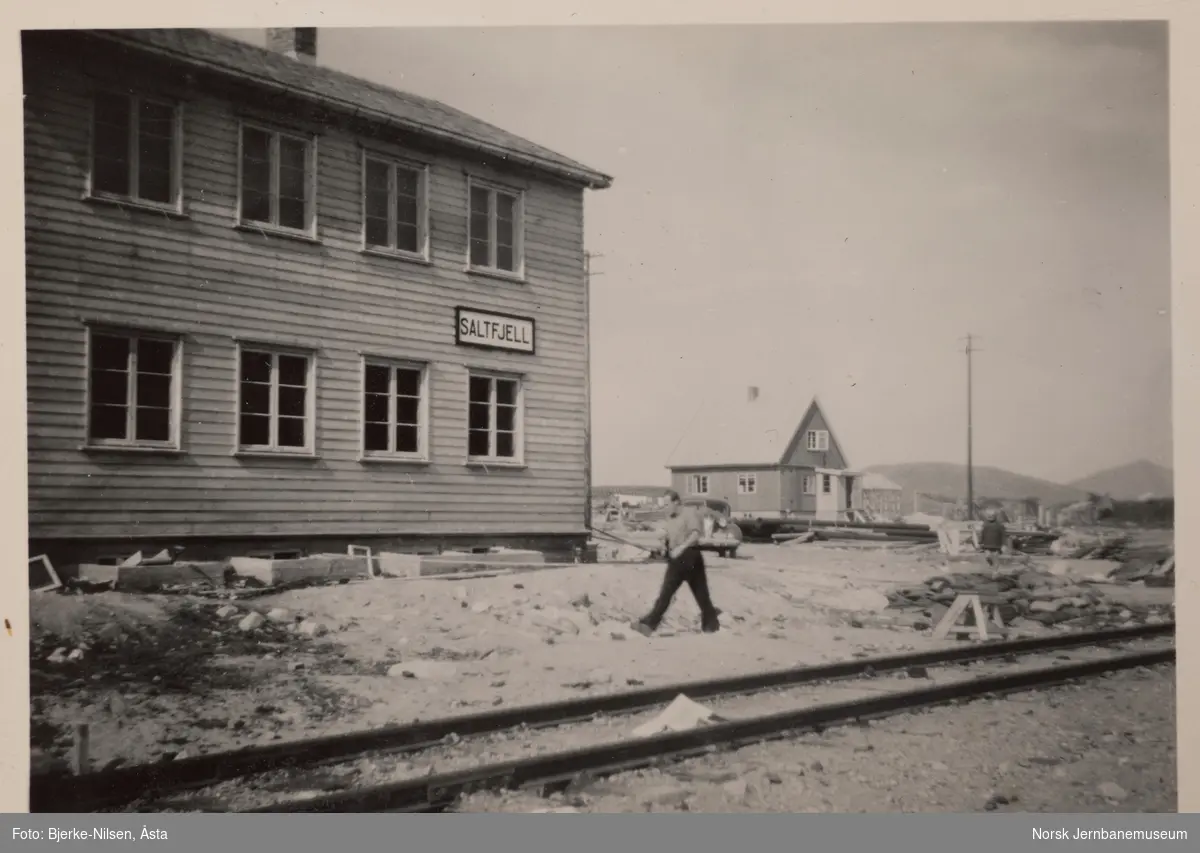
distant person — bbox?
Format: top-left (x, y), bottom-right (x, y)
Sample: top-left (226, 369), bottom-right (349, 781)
top-left (978, 507), bottom-right (1007, 567)
top-left (632, 490), bottom-right (721, 635)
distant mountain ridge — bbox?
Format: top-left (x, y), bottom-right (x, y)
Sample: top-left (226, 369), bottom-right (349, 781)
top-left (864, 462), bottom-right (1090, 513)
top-left (1068, 459), bottom-right (1173, 500)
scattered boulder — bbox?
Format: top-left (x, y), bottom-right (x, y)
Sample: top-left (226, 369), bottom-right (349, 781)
top-left (238, 612), bottom-right (266, 632)
top-left (297, 620), bottom-right (327, 638)
top-left (1098, 782), bottom-right (1128, 802)
top-left (640, 784), bottom-right (692, 809)
top-left (266, 608), bottom-right (291, 624)
top-left (215, 604), bottom-right (239, 619)
top-left (722, 778), bottom-right (749, 800)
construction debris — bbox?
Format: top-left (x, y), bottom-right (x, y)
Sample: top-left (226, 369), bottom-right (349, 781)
top-left (633, 695), bottom-right (726, 738)
top-left (886, 560), bottom-right (1174, 634)
top-left (30, 555), bottom-right (63, 593)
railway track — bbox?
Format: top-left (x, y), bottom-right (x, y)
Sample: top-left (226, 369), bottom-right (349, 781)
top-left (32, 623), bottom-right (1173, 813)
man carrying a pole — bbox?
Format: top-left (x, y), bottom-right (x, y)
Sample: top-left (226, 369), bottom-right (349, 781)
top-left (632, 490), bottom-right (721, 636)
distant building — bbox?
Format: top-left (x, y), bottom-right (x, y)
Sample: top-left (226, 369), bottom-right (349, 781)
top-left (860, 473), bottom-right (903, 519)
top-left (665, 390), bottom-right (860, 521)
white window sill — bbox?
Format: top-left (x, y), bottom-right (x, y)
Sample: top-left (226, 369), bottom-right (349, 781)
top-left (234, 222), bottom-right (321, 245)
top-left (234, 449), bottom-right (319, 460)
top-left (465, 265), bottom-right (526, 284)
top-left (362, 246), bottom-right (432, 265)
top-left (80, 443), bottom-right (183, 455)
top-left (465, 459), bottom-right (527, 470)
top-left (84, 194), bottom-right (188, 219)
top-left (358, 454), bottom-right (431, 465)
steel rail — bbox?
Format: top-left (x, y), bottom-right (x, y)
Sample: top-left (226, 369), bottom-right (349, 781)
top-left (252, 646), bottom-right (1173, 813)
top-left (30, 622), bottom-right (1172, 812)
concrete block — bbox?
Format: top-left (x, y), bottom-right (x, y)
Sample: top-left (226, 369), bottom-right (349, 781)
top-left (230, 557), bottom-right (275, 585)
top-left (418, 549), bottom-right (546, 577)
top-left (377, 552), bottom-right (423, 578)
top-left (115, 561), bottom-right (227, 592)
top-left (77, 564), bottom-right (121, 586)
top-left (269, 554), bottom-right (370, 586)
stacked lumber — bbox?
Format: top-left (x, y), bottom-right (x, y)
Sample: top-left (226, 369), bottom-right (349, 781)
top-left (1107, 555), bottom-right (1175, 588)
top-left (1050, 532), bottom-right (1131, 561)
top-left (886, 564), bottom-right (1173, 633)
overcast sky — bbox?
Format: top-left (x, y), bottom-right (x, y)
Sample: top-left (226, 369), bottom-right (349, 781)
top-left (225, 22), bottom-right (1171, 487)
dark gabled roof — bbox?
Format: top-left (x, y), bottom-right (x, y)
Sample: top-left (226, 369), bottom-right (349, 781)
top-left (665, 391), bottom-right (853, 471)
top-left (87, 28), bottom-right (613, 190)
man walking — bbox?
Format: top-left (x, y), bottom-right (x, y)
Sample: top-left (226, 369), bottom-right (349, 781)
top-left (632, 490), bottom-right (721, 636)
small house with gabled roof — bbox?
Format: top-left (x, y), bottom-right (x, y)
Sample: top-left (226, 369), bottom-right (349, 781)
top-left (666, 388), bottom-right (861, 521)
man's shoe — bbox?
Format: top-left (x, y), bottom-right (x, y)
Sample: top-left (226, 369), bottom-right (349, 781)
top-left (701, 619), bottom-right (720, 634)
top-left (631, 620), bottom-right (655, 637)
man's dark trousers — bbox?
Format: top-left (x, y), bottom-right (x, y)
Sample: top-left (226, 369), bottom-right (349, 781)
top-left (643, 546), bottom-right (720, 631)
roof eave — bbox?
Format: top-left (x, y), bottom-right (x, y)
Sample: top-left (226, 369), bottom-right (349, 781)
top-left (92, 31), bottom-right (615, 192)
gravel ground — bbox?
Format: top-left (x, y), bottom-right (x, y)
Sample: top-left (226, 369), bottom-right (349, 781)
top-left (457, 664), bottom-right (1176, 813)
top-left (135, 637), bottom-right (1172, 812)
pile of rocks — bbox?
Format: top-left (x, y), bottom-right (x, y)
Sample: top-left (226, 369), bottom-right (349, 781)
top-left (885, 564), bottom-right (1173, 634)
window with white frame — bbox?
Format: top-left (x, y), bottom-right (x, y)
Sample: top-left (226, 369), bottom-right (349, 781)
top-left (238, 347), bottom-right (314, 452)
top-left (822, 474), bottom-right (832, 494)
top-left (467, 373), bottom-right (522, 461)
top-left (363, 155), bottom-right (427, 256)
top-left (737, 473), bottom-right (758, 495)
top-left (90, 93), bottom-right (181, 207)
top-left (239, 125), bottom-right (316, 233)
top-left (802, 475), bottom-right (816, 495)
top-left (806, 429), bottom-right (830, 451)
top-left (87, 330), bottom-right (180, 447)
top-left (363, 361), bottom-right (428, 458)
top-left (689, 475), bottom-right (710, 495)
top-left (468, 181), bottom-right (523, 274)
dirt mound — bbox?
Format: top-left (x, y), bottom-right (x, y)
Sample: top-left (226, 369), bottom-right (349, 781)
top-left (31, 591), bottom-right (172, 644)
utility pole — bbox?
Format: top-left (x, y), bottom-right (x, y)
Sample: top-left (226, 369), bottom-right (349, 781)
top-left (964, 333), bottom-right (976, 521)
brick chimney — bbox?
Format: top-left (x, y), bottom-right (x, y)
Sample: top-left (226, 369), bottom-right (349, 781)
top-left (266, 28), bottom-right (318, 65)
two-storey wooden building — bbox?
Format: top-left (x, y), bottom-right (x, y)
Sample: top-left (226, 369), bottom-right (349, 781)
top-left (22, 28), bottom-right (612, 567)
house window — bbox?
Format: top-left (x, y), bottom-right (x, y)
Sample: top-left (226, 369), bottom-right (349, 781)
top-left (239, 125), bottom-right (316, 233)
top-left (363, 156), bottom-right (427, 256)
top-left (468, 181), bottom-right (523, 274)
top-left (238, 347), bottom-right (315, 452)
top-left (689, 475), bottom-right (710, 495)
top-left (90, 93), bottom-right (181, 207)
top-left (87, 330), bottom-right (180, 448)
top-left (802, 475), bottom-right (816, 495)
top-left (363, 361), bottom-right (428, 458)
top-left (822, 474), bottom-right (832, 494)
top-left (737, 473), bottom-right (757, 495)
top-left (467, 373), bottom-right (522, 462)
top-left (806, 430), bottom-right (830, 451)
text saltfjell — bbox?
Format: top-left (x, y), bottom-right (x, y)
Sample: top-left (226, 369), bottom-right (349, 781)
top-left (459, 316), bottom-right (532, 348)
